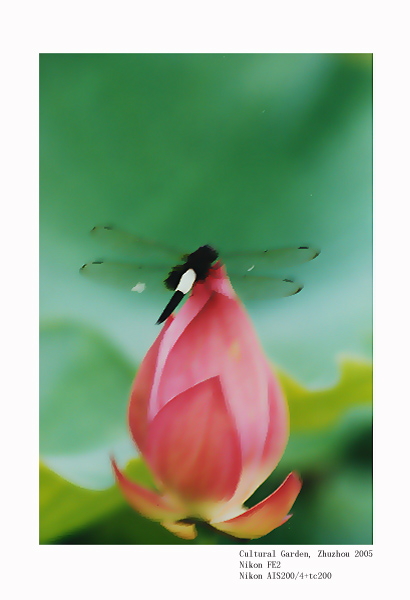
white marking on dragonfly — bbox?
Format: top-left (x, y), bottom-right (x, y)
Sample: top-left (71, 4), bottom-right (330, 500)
top-left (176, 268), bottom-right (196, 294)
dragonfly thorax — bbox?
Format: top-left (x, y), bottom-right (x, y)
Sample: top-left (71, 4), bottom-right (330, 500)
top-left (186, 245), bottom-right (219, 279)
top-left (164, 244), bottom-right (219, 291)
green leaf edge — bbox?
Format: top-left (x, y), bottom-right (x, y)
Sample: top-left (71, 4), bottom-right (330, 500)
top-left (278, 356), bottom-right (372, 432)
top-left (39, 457), bottom-right (154, 544)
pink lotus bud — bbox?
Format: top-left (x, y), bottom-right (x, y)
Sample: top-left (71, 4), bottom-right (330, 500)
top-left (112, 262), bottom-right (301, 540)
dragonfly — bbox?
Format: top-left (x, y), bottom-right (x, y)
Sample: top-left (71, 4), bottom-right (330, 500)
top-left (80, 226), bottom-right (320, 324)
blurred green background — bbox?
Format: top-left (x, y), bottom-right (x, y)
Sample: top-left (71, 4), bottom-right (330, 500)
top-left (39, 53), bottom-right (372, 544)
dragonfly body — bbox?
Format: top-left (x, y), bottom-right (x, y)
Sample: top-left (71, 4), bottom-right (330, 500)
top-left (158, 244), bottom-right (219, 323)
top-left (164, 244), bottom-right (219, 291)
top-left (80, 226), bottom-right (320, 323)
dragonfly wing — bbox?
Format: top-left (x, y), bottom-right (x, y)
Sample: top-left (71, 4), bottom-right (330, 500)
top-left (90, 226), bottom-right (184, 264)
top-left (223, 246), bottom-right (320, 273)
top-left (80, 260), bottom-right (170, 296)
top-left (229, 273), bottom-right (303, 302)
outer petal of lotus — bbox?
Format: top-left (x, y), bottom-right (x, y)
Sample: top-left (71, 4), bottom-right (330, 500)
top-left (211, 472), bottom-right (302, 539)
top-left (111, 458), bottom-right (187, 522)
top-left (217, 361), bottom-right (290, 519)
top-left (128, 315), bottom-right (174, 452)
top-left (209, 365), bottom-right (290, 522)
top-left (161, 521), bottom-right (197, 540)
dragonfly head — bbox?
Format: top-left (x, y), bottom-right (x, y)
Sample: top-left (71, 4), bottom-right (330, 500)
top-left (187, 244), bottom-right (218, 264)
top-left (186, 245), bottom-right (219, 280)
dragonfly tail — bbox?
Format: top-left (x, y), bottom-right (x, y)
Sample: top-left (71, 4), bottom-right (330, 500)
top-left (156, 291), bottom-right (184, 324)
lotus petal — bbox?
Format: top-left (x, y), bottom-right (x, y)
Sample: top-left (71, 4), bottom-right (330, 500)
top-left (212, 472), bottom-right (302, 539)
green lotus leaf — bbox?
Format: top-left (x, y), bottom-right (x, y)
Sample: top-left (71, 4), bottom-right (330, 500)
top-left (39, 458), bottom-right (182, 544)
top-left (40, 320), bottom-right (137, 488)
top-left (278, 357), bottom-right (372, 432)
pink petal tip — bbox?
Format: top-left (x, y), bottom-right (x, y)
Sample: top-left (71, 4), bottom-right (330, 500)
top-left (212, 472), bottom-right (302, 539)
top-left (111, 457), bottom-right (185, 522)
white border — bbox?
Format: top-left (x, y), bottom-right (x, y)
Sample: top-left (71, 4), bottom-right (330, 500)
top-left (3, 1), bottom-right (409, 597)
